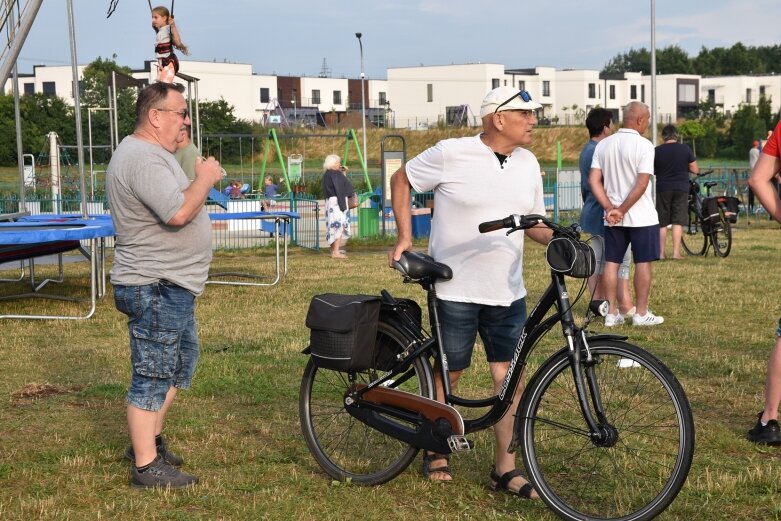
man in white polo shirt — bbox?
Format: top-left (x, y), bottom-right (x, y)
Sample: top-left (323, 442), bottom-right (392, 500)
top-left (589, 101), bottom-right (663, 326)
top-left (389, 86), bottom-right (552, 499)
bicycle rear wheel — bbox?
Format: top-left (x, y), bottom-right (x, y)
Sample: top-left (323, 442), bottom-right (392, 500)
top-left (518, 339), bottom-right (694, 521)
top-left (681, 209), bottom-right (706, 256)
top-left (299, 321), bottom-right (434, 485)
top-left (710, 211), bottom-right (732, 257)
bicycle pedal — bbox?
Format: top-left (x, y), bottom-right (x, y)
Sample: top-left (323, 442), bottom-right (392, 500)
top-left (447, 435), bottom-right (473, 452)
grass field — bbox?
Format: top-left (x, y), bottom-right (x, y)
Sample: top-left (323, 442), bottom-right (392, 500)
top-left (2, 220), bottom-right (781, 520)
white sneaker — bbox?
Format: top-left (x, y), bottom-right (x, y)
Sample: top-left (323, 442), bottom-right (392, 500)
top-left (604, 313), bottom-right (624, 327)
top-left (632, 312), bottom-right (664, 326)
top-left (621, 306), bottom-right (636, 319)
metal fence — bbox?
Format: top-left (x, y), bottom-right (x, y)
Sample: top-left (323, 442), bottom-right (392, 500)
top-left (2, 166), bottom-right (753, 254)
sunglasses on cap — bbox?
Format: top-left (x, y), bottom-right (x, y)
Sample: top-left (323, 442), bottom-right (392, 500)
top-left (493, 90), bottom-right (533, 114)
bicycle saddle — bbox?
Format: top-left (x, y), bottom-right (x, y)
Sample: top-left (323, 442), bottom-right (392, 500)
top-left (394, 251), bottom-right (453, 282)
top-left (704, 181), bottom-right (718, 188)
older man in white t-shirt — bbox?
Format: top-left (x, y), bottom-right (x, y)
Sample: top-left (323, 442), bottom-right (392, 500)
top-left (589, 101), bottom-right (663, 326)
top-left (389, 86), bottom-right (552, 499)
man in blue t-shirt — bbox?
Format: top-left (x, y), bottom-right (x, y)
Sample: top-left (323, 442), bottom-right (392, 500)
top-left (654, 125), bottom-right (698, 260)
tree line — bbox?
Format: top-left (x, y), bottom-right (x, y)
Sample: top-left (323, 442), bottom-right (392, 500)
top-left (602, 43), bottom-right (781, 76)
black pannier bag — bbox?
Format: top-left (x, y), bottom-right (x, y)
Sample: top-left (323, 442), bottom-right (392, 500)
top-left (305, 294), bottom-right (381, 371)
top-left (701, 197), bottom-right (721, 225)
top-left (545, 237), bottom-right (596, 278)
top-left (722, 196), bottom-right (740, 223)
top-left (373, 298), bottom-right (423, 371)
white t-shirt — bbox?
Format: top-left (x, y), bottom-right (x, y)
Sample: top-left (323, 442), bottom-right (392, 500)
top-left (405, 135), bottom-right (546, 306)
top-left (591, 128), bottom-right (658, 227)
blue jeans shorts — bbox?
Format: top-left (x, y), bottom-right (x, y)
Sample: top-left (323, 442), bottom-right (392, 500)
top-left (436, 298), bottom-right (526, 372)
top-left (114, 281), bottom-right (200, 411)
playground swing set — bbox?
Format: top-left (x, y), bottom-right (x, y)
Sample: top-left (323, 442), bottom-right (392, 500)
top-left (259, 128), bottom-right (373, 199)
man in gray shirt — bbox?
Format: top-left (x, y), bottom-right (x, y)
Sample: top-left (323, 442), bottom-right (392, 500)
top-left (107, 81), bottom-right (223, 488)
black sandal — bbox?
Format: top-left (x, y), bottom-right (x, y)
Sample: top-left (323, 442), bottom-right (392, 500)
top-left (421, 452), bottom-right (452, 480)
top-left (489, 467), bottom-right (536, 499)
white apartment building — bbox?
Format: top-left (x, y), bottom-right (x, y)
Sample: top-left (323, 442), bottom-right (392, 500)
top-left (4, 60), bottom-right (779, 131)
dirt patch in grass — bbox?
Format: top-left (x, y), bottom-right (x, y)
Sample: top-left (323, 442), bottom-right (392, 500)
top-left (11, 382), bottom-right (83, 404)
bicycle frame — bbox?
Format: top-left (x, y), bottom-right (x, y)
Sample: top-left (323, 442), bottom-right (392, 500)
top-left (350, 263), bottom-right (627, 450)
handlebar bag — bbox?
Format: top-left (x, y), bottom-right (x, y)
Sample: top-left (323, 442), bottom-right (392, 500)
top-left (306, 293), bottom-right (380, 371)
top-left (545, 237), bottom-right (596, 278)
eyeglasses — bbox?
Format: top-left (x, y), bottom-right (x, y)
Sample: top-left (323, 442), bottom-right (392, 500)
top-left (156, 108), bottom-right (189, 119)
top-left (493, 90), bottom-right (533, 114)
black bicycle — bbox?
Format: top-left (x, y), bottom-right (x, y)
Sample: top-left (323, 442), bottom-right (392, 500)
top-left (299, 214), bottom-right (695, 521)
top-left (681, 170), bottom-right (738, 258)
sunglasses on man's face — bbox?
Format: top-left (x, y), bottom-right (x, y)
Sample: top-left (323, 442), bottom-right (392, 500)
top-left (494, 90), bottom-right (533, 114)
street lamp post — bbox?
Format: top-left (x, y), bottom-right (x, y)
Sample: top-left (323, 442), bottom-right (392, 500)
top-left (292, 98), bottom-right (296, 125)
top-left (355, 32), bottom-right (367, 171)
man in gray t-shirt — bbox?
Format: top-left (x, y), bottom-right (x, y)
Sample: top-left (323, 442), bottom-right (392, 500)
top-left (107, 82), bottom-right (223, 489)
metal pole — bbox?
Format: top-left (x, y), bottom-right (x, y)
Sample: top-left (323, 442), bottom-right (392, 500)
top-left (9, 4), bottom-right (26, 210)
top-left (67, 0), bottom-right (88, 217)
top-left (356, 32), bottom-right (367, 171)
top-left (650, 0), bottom-right (657, 146)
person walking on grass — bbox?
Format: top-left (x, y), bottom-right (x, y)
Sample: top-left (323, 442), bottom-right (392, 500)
top-left (107, 82), bottom-right (223, 488)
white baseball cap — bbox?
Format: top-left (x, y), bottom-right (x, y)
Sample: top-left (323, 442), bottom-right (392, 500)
top-left (480, 86), bottom-right (542, 117)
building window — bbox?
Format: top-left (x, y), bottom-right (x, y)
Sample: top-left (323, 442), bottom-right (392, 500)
top-left (333, 90), bottom-right (342, 104)
top-left (760, 85), bottom-right (766, 97)
top-left (707, 89), bottom-right (715, 104)
top-left (588, 83), bottom-right (596, 98)
top-left (609, 85), bottom-right (616, 100)
top-left (427, 83), bottom-right (433, 102)
top-left (542, 81), bottom-right (550, 96)
top-left (260, 88), bottom-right (269, 103)
top-left (641, 84), bottom-right (645, 102)
top-left (378, 91), bottom-right (386, 105)
top-left (519, 80), bottom-right (526, 91)
top-left (42, 81), bottom-right (56, 97)
top-left (746, 88), bottom-right (752, 103)
top-left (23, 82), bottom-right (34, 95)
top-left (312, 89), bottom-right (321, 105)
top-left (678, 83), bottom-right (696, 103)
top-left (630, 85), bottom-right (637, 99)
top-left (492, 78), bottom-right (500, 89)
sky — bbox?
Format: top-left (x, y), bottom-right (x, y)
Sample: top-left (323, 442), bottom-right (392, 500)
top-left (13, 0), bottom-right (781, 80)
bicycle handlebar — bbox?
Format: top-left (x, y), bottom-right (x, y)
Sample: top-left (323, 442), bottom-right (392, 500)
top-left (693, 169), bottom-right (714, 178)
top-left (478, 213), bottom-right (581, 240)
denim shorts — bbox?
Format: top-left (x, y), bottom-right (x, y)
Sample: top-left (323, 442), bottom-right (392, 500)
top-left (114, 281), bottom-right (200, 411)
top-left (436, 298), bottom-right (526, 371)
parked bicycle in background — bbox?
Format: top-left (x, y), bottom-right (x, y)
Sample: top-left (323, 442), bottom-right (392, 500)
top-left (681, 169), bottom-right (739, 258)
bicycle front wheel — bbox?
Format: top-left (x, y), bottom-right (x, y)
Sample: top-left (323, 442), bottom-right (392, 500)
top-left (681, 209), bottom-right (706, 256)
top-left (518, 339), bottom-right (694, 521)
top-left (710, 211), bottom-right (732, 257)
top-left (299, 321), bottom-right (434, 485)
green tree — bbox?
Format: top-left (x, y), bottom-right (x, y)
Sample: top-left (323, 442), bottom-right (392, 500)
top-left (199, 98), bottom-right (253, 163)
top-left (678, 120), bottom-right (705, 156)
top-left (80, 56), bottom-right (139, 155)
top-left (0, 93), bottom-right (76, 166)
top-left (729, 104), bottom-right (765, 158)
top-left (656, 45), bottom-right (694, 74)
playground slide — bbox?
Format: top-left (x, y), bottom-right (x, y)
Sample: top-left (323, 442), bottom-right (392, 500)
top-left (208, 188), bottom-right (229, 210)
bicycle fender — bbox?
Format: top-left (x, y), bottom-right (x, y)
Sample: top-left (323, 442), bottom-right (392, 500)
top-left (586, 333), bottom-right (628, 342)
top-left (301, 346), bottom-right (311, 355)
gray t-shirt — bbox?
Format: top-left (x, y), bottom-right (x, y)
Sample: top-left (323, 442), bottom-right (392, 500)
top-left (107, 135), bottom-right (212, 295)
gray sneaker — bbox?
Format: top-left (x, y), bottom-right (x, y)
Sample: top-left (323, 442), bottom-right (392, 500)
top-left (124, 436), bottom-right (184, 467)
top-left (131, 455), bottom-right (198, 489)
